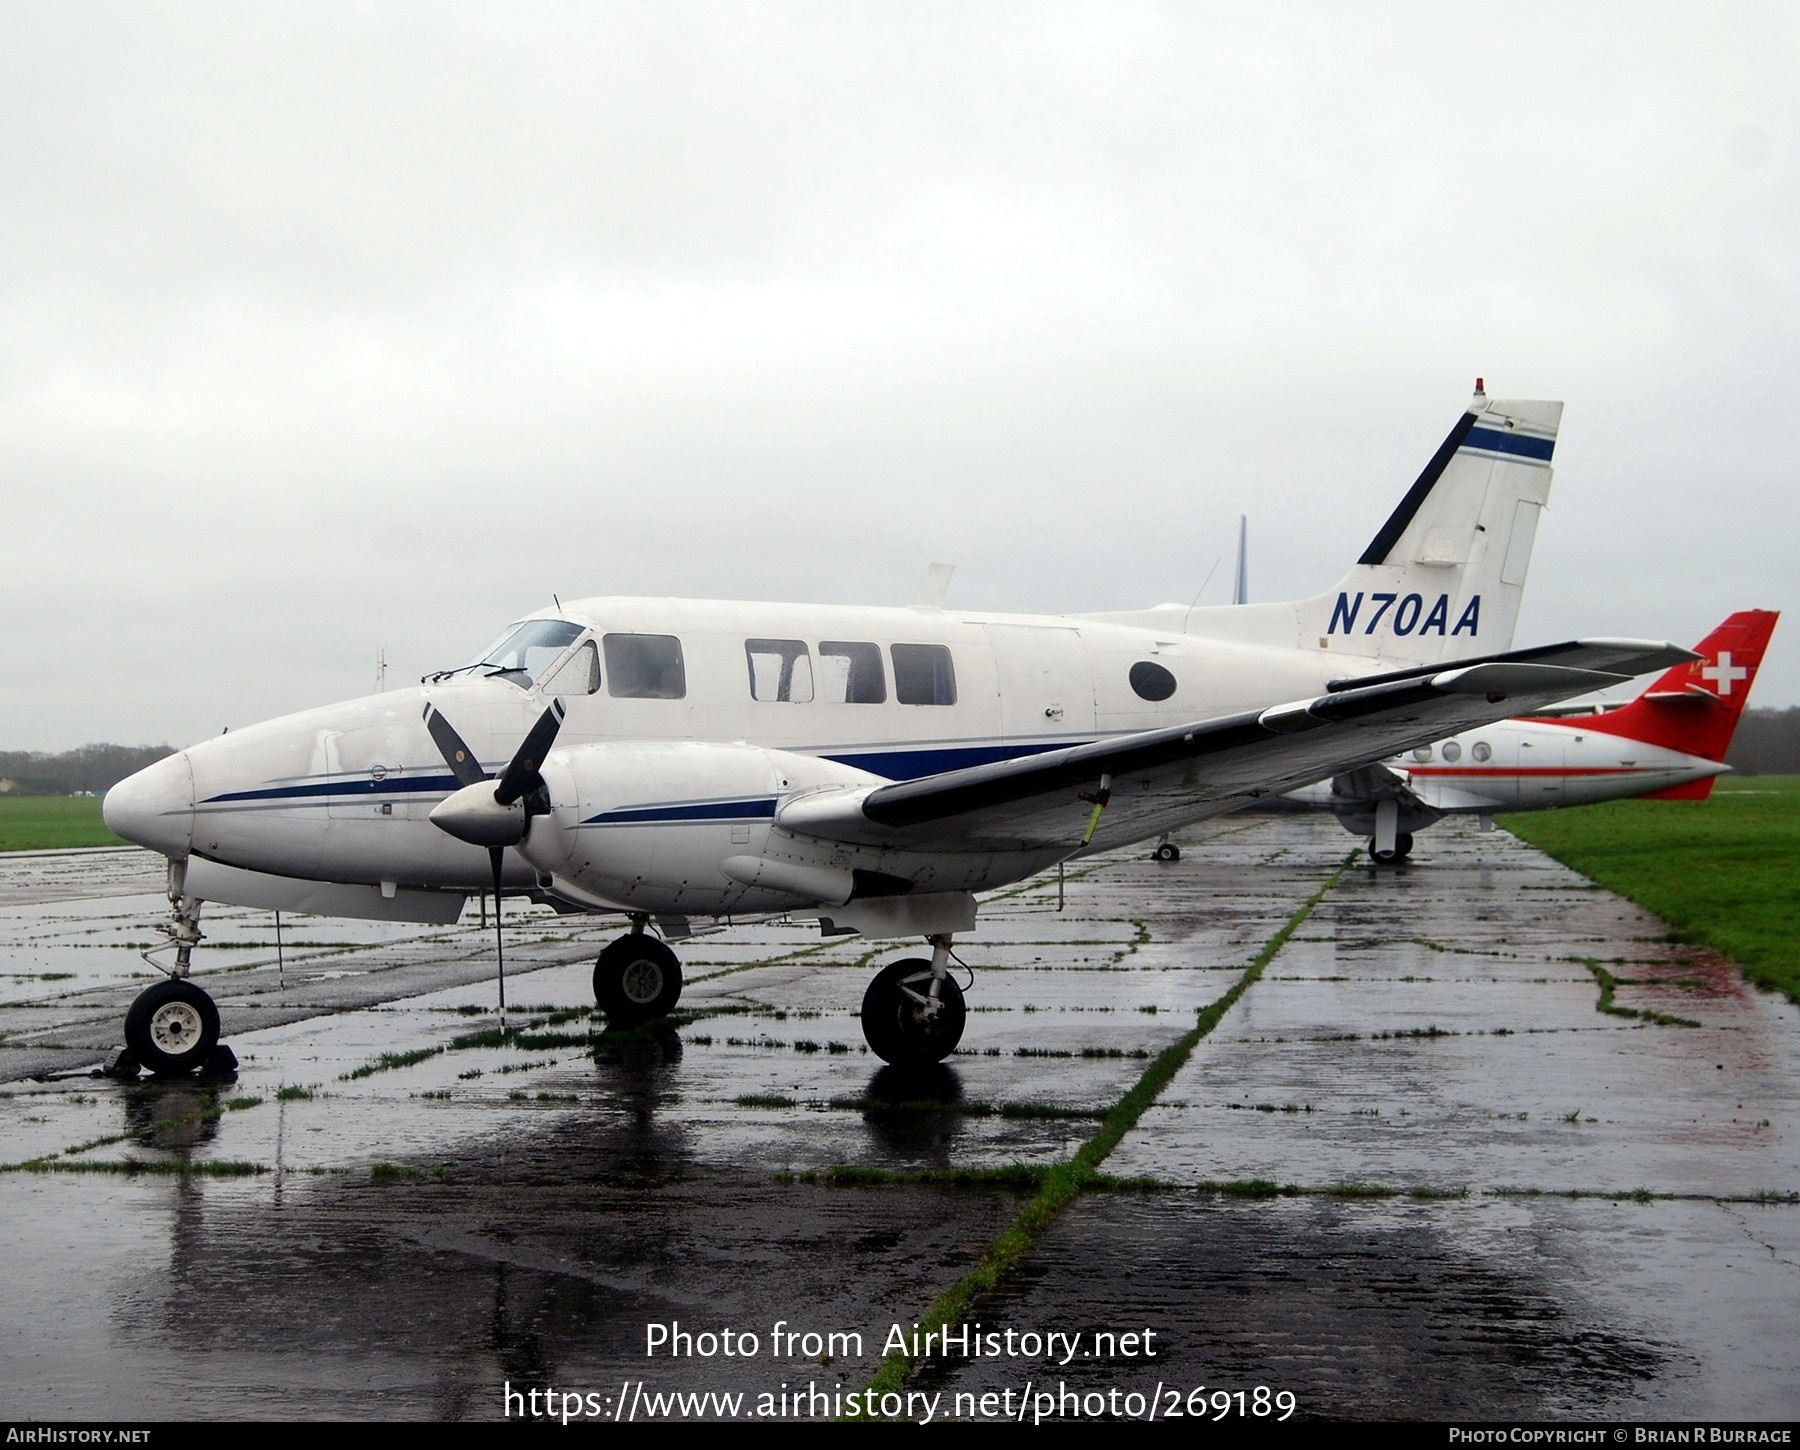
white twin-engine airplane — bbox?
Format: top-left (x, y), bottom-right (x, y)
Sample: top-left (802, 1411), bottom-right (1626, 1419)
top-left (104, 384), bottom-right (1693, 1075)
top-left (1295, 608), bottom-right (1778, 861)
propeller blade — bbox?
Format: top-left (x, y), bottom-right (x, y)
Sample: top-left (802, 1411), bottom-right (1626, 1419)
top-left (422, 705), bottom-right (487, 789)
top-left (490, 844), bottom-right (507, 1015)
top-left (494, 699), bottom-right (566, 807)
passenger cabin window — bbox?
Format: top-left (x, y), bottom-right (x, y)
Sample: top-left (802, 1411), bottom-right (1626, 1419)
top-left (746, 639), bottom-right (814, 702)
top-left (1471, 741), bottom-right (1492, 763)
top-left (818, 641), bottom-right (886, 704)
top-left (1412, 745), bottom-right (1434, 762)
top-left (538, 639), bottom-right (600, 697)
top-left (1441, 740), bottom-right (1462, 763)
top-left (891, 643), bottom-right (956, 706)
top-left (603, 633), bottom-right (686, 699)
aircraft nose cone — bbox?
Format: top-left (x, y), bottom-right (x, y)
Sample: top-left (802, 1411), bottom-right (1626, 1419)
top-left (103, 751), bottom-right (196, 858)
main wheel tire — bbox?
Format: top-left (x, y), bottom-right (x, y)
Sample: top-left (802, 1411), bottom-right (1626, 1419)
top-left (1153, 841), bottom-right (1180, 863)
top-left (860, 958), bottom-right (966, 1066)
top-left (124, 980), bottom-right (221, 1078)
top-left (594, 936), bottom-right (683, 1025)
top-left (1369, 831), bottom-right (1416, 865)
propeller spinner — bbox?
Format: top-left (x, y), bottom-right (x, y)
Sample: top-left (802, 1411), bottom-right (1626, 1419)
top-left (421, 698), bottom-right (567, 1016)
top-left (425, 699), bottom-right (566, 848)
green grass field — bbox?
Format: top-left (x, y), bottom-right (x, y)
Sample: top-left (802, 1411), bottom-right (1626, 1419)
top-left (0, 796), bottom-right (124, 851)
top-left (1503, 776), bottom-right (1800, 1007)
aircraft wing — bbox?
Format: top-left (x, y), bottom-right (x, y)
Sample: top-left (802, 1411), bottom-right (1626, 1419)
top-left (777, 640), bottom-right (1696, 854)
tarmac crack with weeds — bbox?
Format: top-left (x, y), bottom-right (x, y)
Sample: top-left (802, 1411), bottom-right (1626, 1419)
top-left (857, 851), bottom-right (1357, 1406)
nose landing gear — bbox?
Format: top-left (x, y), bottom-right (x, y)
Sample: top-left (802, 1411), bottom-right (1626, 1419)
top-left (125, 978), bottom-right (221, 1076)
top-left (119, 861), bottom-right (228, 1077)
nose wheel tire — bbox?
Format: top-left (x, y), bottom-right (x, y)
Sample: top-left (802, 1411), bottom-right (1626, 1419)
top-left (124, 980), bottom-right (221, 1077)
top-left (594, 936), bottom-right (684, 1025)
top-left (861, 958), bottom-right (966, 1066)
top-left (1153, 841), bottom-right (1180, 863)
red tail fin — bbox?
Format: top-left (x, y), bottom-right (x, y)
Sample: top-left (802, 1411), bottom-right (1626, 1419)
top-left (1579, 609), bottom-right (1779, 761)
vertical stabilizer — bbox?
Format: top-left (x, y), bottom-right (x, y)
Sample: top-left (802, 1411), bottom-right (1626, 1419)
top-left (1130, 385), bottom-right (1562, 669)
top-left (1573, 609), bottom-right (1779, 779)
top-left (1296, 389), bottom-right (1560, 665)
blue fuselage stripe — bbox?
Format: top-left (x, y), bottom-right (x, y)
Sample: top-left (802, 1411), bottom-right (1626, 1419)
top-left (202, 772), bottom-right (469, 804)
top-left (584, 798), bottom-right (778, 826)
top-left (1463, 427), bottom-right (1554, 461)
top-left (200, 739), bottom-right (1097, 819)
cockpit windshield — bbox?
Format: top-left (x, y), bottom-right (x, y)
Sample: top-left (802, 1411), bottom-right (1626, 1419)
top-left (429, 619), bottom-right (584, 686)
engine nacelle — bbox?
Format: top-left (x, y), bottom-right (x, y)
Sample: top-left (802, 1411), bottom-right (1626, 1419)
top-left (519, 741), bottom-right (885, 915)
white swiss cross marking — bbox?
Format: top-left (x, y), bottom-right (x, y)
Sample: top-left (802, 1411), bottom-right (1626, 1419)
top-left (1701, 651), bottom-right (1749, 696)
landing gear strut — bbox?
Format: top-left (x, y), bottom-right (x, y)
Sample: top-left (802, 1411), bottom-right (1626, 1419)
top-left (123, 861), bottom-right (224, 1076)
top-left (1368, 798), bottom-right (1413, 864)
top-left (594, 919), bottom-right (684, 1025)
top-left (861, 935), bottom-right (966, 1066)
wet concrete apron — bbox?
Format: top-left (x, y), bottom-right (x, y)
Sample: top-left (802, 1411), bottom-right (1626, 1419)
top-left (0, 818), bottom-right (1794, 1421)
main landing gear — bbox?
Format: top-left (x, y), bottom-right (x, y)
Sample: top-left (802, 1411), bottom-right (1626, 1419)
top-left (122, 867), bottom-right (228, 1077)
top-left (861, 935), bottom-right (966, 1067)
top-left (593, 919), bottom-right (684, 1025)
top-left (1368, 798), bottom-right (1414, 865)
top-left (1153, 838), bottom-right (1181, 863)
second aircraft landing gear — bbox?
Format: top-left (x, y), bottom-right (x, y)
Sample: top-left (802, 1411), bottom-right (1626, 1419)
top-left (593, 921), bottom-right (684, 1025)
top-left (1153, 839), bottom-right (1181, 863)
top-left (1368, 798), bottom-right (1414, 865)
top-left (860, 935), bottom-right (966, 1067)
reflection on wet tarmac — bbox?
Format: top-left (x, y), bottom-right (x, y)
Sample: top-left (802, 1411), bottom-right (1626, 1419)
top-left (1, 818), bottom-right (1795, 1420)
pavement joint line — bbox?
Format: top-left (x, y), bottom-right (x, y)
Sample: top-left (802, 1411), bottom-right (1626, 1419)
top-left (856, 851), bottom-right (1356, 1410)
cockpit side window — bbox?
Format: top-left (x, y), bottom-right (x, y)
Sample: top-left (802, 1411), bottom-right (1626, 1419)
top-left (604, 634), bottom-right (686, 699)
top-left (539, 639), bottom-right (601, 697)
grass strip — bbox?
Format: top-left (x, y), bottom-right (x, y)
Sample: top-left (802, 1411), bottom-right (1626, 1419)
top-left (0, 797), bottom-right (125, 851)
top-left (859, 854), bottom-right (1353, 1404)
top-left (4, 1157), bottom-right (267, 1178)
top-left (1503, 777), bottom-right (1800, 1005)
top-left (1579, 959), bottom-right (1702, 1028)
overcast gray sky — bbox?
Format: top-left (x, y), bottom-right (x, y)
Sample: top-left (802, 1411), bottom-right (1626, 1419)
top-left (4, 1), bottom-right (1795, 751)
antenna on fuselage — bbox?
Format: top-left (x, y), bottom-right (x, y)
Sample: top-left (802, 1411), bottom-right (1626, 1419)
top-left (910, 563), bottom-right (955, 610)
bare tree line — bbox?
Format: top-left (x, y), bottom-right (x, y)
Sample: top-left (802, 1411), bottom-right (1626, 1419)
top-left (1724, 707), bottom-right (1800, 776)
top-left (0, 744), bottom-right (175, 797)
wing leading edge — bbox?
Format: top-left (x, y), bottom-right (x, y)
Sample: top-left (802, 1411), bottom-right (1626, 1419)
top-left (776, 640), bottom-right (1696, 854)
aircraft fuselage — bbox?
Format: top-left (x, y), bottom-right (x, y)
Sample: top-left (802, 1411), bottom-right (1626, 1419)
top-left (109, 596), bottom-right (1356, 919)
